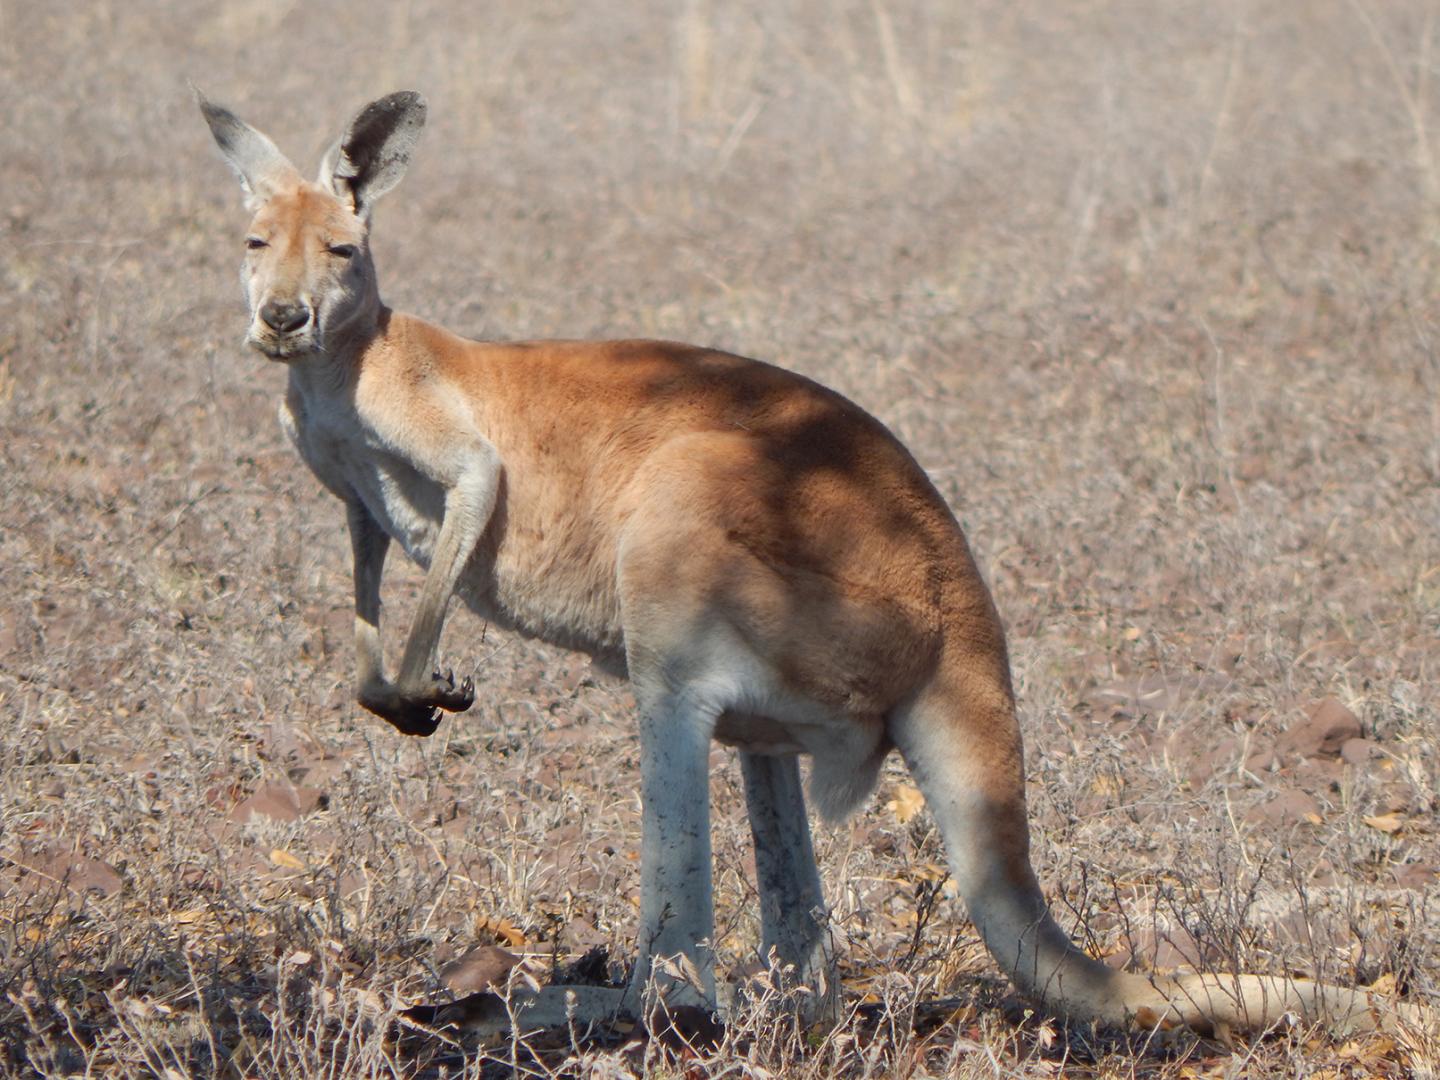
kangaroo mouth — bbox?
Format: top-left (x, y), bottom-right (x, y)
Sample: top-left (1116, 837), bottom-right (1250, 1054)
top-left (248, 330), bottom-right (320, 361)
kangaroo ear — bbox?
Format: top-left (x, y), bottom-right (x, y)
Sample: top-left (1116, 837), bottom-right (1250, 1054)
top-left (319, 91), bottom-right (427, 218)
top-left (196, 91), bottom-right (301, 209)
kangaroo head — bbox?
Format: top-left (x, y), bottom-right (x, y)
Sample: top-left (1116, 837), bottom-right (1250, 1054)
top-left (199, 91), bottom-right (427, 360)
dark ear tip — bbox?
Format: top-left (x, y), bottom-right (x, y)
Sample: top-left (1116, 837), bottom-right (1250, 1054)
top-left (190, 82), bottom-right (217, 111)
top-left (385, 90), bottom-right (427, 120)
top-left (197, 94), bottom-right (245, 146)
top-left (195, 90), bottom-right (234, 125)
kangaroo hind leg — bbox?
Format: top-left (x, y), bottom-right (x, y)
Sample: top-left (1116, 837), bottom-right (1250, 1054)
top-left (625, 685), bottom-right (721, 1015)
top-left (740, 751), bottom-right (835, 1015)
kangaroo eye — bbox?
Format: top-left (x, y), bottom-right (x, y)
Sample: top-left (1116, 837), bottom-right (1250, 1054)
top-left (245, 236), bottom-right (267, 250)
top-left (328, 244), bottom-right (357, 259)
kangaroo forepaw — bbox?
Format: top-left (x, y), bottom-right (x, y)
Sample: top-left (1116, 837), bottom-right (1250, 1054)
top-left (428, 668), bottom-right (476, 711)
top-left (380, 699), bottom-right (444, 737)
top-left (359, 671), bottom-right (475, 737)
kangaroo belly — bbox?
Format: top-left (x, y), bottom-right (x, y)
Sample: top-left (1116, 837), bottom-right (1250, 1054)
top-left (480, 535), bottom-right (626, 659)
top-left (353, 464), bottom-right (624, 659)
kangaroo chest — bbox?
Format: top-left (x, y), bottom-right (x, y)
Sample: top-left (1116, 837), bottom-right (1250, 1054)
top-left (279, 381), bottom-right (624, 658)
top-left (282, 390), bottom-right (444, 567)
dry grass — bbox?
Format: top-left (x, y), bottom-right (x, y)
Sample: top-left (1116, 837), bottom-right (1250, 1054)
top-left (3, 1), bottom-right (1440, 1075)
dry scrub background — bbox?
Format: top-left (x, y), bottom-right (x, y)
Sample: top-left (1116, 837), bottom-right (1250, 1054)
top-left (3, 1), bottom-right (1440, 1076)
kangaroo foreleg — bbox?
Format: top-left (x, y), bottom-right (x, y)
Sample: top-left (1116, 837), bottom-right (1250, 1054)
top-left (348, 499), bottom-right (391, 695)
top-left (346, 499), bottom-right (451, 735)
top-left (351, 450), bottom-right (499, 735)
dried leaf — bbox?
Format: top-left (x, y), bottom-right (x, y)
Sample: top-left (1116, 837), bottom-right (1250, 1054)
top-left (1365, 973), bottom-right (1398, 996)
top-left (477, 915), bottom-right (527, 947)
top-left (1363, 813), bottom-right (1404, 834)
top-left (1091, 774), bottom-right (1121, 797)
top-left (886, 784), bottom-right (925, 824)
top-left (914, 861), bottom-right (947, 883)
top-left (352, 988), bottom-right (386, 1016)
top-left (1339, 1033), bottom-right (1395, 1059)
top-left (270, 848), bottom-right (306, 871)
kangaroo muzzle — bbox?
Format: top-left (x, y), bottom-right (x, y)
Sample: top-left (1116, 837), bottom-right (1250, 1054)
top-left (249, 297), bottom-right (318, 358)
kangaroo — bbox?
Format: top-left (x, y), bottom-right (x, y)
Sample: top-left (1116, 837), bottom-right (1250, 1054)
top-left (199, 90), bottom-right (1423, 1038)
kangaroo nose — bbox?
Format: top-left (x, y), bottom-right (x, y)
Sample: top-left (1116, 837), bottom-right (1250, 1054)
top-left (260, 300), bottom-right (311, 334)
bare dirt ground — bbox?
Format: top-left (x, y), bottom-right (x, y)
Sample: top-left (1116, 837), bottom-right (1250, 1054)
top-left (3, 2), bottom-right (1440, 1076)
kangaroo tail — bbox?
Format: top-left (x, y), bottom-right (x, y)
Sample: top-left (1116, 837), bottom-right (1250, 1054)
top-left (887, 644), bottom-right (1426, 1035)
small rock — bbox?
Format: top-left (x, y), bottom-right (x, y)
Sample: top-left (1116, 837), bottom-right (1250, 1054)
top-left (230, 783), bottom-right (326, 823)
top-left (1277, 698), bottom-right (1361, 760)
top-left (563, 917), bottom-right (609, 951)
top-left (439, 945), bottom-right (522, 995)
top-left (1236, 455), bottom-right (1267, 481)
top-left (1188, 735), bottom-right (1239, 786)
top-left (1243, 748), bottom-right (1276, 774)
top-left (1245, 788), bottom-right (1322, 827)
top-left (1392, 863), bottom-right (1436, 890)
top-left (1291, 756), bottom-right (1344, 791)
top-left (1340, 737), bottom-right (1383, 766)
top-left (16, 849), bottom-right (124, 897)
top-left (1375, 784), bottom-right (1412, 814)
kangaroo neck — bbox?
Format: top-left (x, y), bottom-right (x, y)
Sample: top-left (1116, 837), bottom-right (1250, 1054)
top-left (287, 303), bottom-right (393, 401)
